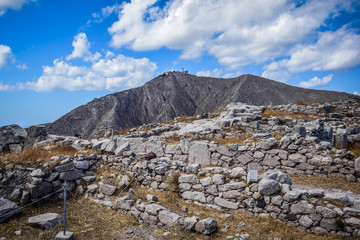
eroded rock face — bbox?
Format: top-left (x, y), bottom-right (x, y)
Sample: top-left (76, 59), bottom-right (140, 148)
top-left (45, 73), bottom-right (358, 138)
top-left (0, 124), bottom-right (27, 153)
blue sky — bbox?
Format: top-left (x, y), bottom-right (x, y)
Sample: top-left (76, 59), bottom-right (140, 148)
top-left (0, 0), bottom-right (359, 127)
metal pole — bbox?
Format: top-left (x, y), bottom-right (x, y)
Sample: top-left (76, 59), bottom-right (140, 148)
top-left (63, 181), bottom-right (67, 235)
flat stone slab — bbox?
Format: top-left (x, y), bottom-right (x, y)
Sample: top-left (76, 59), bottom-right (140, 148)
top-left (0, 198), bottom-right (22, 223)
top-left (28, 213), bottom-right (63, 229)
top-left (55, 231), bottom-right (74, 240)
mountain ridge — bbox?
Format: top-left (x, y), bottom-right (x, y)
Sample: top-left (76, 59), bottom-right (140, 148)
top-left (46, 72), bottom-right (358, 138)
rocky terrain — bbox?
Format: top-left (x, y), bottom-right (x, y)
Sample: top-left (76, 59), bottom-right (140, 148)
top-left (45, 72), bottom-right (358, 138)
top-left (0, 98), bottom-right (360, 239)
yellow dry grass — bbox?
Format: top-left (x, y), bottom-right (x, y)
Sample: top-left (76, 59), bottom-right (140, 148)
top-left (262, 109), bottom-right (320, 121)
top-left (291, 175), bottom-right (360, 194)
top-left (0, 197), bottom-right (139, 240)
top-left (349, 142), bottom-right (360, 158)
top-left (163, 133), bottom-right (181, 145)
top-left (0, 144), bottom-right (78, 168)
top-left (132, 186), bottom-right (344, 240)
top-left (177, 115), bottom-right (197, 123)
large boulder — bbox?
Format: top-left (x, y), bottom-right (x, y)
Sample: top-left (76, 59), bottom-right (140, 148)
top-left (0, 124), bottom-right (27, 153)
top-left (258, 179), bottom-right (280, 196)
top-left (25, 125), bottom-right (47, 147)
top-left (28, 213), bottom-right (63, 229)
top-left (0, 198), bottom-right (22, 223)
top-left (195, 217), bottom-right (218, 235)
top-left (188, 141), bottom-right (211, 165)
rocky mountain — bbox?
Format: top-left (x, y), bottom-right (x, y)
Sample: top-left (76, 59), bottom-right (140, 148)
top-left (46, 72), bottom-right (358, 138)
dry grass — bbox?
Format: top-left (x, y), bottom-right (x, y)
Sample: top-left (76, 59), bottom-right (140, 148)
top-left (0, 144), bottom-right (78, 168)
top-left (116, 128), bottom-right (131, 136)
top-left (296, 101), bottom-right (315, 106)
top-left (177, 115), bottom-right (197, 123)
top-left (262, 109), bottom-right (320, 121)
top-left (163, 133), bottom-right (181, 145)
top-left (0, 186), bottom-right (348, 240)
top-left (132, 186), bottom-right (344, 240)
top-left (94, 165), bottom-right (120, 186)
top-left (349, 142), bottom-right (360, 158)
top-left (291, 175), bottom-right (360, 194)
top-left (0, 197), bottom-right (139, 240)
top-left (272, 132), bottom-right (285, 140)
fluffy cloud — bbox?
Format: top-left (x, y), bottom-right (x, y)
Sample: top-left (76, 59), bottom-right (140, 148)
top-left (24, 54), bottom-right (157, 92)
top-left (263, 27), bottom-right (360, 79)
top-left (354, 91), bottom-right (360, 96)
top-left (196, 69), bottom-right (223, 78)
top-left (0, 81), bottom-right (14, 91)
top-left (66, 33), bottom-right (101, 62)
top-left (299, 74), bottom-right (333, 88)
top-left (0, 44), bottom-right (12, 68)
top-left (92, 3), bottom-right (122, 23)
top-left (108, 0), bottom-right (357, 70)
top-left (0, 0), bottom-right (35, 16)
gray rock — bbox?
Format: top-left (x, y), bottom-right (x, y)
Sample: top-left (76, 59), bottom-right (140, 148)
top-left (145, 140), bottom-right (165, 157)
top-left (230, 167), bottom-right (247, 178)
top-left (30, 169), bottom-right (45, 177)
top-left (178, 174), bottom-right (198, 184)
top-left (200, 177), bottom-right (213, 186)
top-left (184, 216), bottom-right (198, 230)
top-left (345, 217), bottom-right (360, 228)
top-left (280, 136), bottom-right (291, 149)
top-left (180, 139), bottom-right (192, 154)
top-left (258, 179), bottom-right (280, 195)
top-left (237, 154), bottom-right (254, 165)
top-left (323, 193), bottom-right (352, 206)
top-left (0, 198), bottom-right (21, 223)
top-left (188, 141), bottom-right (211, 165)
top-left (261, 171), bottom-right (292, 185)
top-left (355, 158), bottom-right (360, 175)
top-left (334, 129), bottom-right (348, 149)
top-left (283, 190), bottom-right (301, 202)
top-left (158, 210), bottom-right (180, 227)
top-left (299, 215), bottom-right (313, 228)
top-left (319, 218), bottom-right (338, 231)
top-left (99, 184), bottom-right (116, 196)
top-left (73, 161), bottom-right (89, 170)
top-left (82, 176), bottom-right (96, 182)
top-left (247, 170), bottom-right (258, 184)
top-left (288, 153), bottom-right (306, 163)
top-left (28, 213), bottom-right (63, 229)
top-left (195, 217), bottom-right (218, 235)
top-left (259, 138), bottom-right (278, 150)
top-left (290, 201), bottom-right (314, 214)
top-left (145, 204), bottom-right (165, 215)
top-left (214, 197), bottom-right (238, 209)
top-left (262, 154), bottom-right (280, 167)
top-left (212, 174), bottom-right (226, 185)
top-left (181, 191), bottom-right (206, 203)
top-left (55, 162), bottom-right (75, 172)
top-left (316, 206), bottom-right (337, 218)
top-left (0, 124), bottom-right (27, 153)
top-left (59, 170), bottom-right (84, 181)
top-left (114, 142), bottom-right (130, 156)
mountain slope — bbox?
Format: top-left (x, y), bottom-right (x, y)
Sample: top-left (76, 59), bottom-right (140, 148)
top-left (46, 72), bottom-right (358, 137)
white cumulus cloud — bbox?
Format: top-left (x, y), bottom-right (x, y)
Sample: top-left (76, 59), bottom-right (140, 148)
top-left (107, 0), bottom-right (357, 71)
top-left (0, 81), bottom-right (14, 91)
top-left (354, 91), bottom-right (360, 96)
top-left (299, 74), bottom-right (333, 88)
top-left (262, 27), bottom-right (360, 82)
top-left (0, 44), bottom-right (12, 68)
top-left (196, 69), bottom-right (223, 78)
top-left (0, 0), bottom-right (36, 16)
top-left (66, 33), bottom-right (101, 62)
top-left (24, 54), bottom-right (157, 92)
